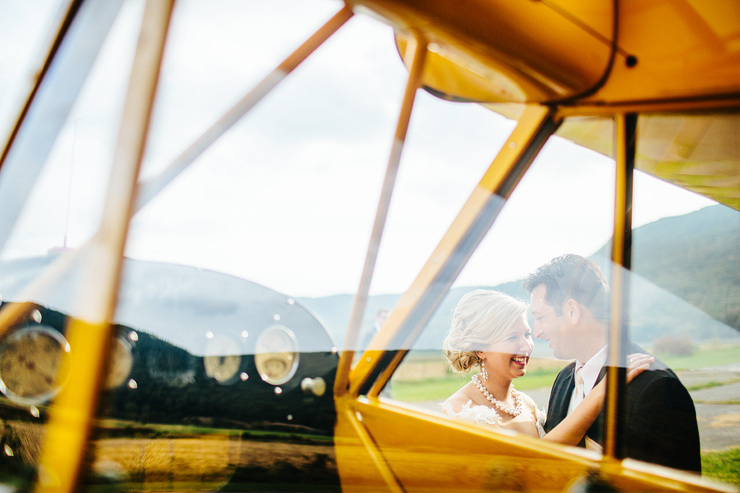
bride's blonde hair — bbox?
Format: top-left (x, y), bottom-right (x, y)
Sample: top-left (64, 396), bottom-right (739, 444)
top-left (443, 290), bottom-right (527, 373)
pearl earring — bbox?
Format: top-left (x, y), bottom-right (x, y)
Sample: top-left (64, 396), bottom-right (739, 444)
top-left (479, 359), bottom-right (489, 381)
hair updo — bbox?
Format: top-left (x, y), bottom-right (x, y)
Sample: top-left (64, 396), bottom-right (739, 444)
top-left (443, 290), bottom-right (527, 373)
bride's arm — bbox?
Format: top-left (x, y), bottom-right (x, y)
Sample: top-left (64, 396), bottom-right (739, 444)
top-left (541, 353), bottom-right (654, 445)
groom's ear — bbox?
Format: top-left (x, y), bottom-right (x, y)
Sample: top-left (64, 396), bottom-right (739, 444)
top-left (564, 299), bottom-right (581, 324)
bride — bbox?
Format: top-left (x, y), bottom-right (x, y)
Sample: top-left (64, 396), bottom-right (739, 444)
top-left (441, 289), bottom-right (652, 445)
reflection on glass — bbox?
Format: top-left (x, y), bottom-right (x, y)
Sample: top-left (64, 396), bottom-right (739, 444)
top-left (104, 335), bottom-right (134, 389)
top-left (382, 113), bottom-right (740, 487)
top-left (145, 336), bottom-right (198, 388)
top-left (387, 119), bottom-right (615, 434)
top-left (636, 113), bottom-right (740, 209)
top-left (68, 260), bottom-right (341, 490)
top-left (0, 326), bottom-right (70, 405)
top-left (630, 116), bottom-right (740, 484)
top-left (203, 335), bottom-right (242, 384)
top-left (255, 325), bottom-right (300, 385)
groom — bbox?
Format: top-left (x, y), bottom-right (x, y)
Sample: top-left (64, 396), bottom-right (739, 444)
top-left (524, 254), bottom-right (701, 473)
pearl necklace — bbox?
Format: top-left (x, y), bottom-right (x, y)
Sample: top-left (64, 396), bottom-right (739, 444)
top-left (471, 373), bottom-right (522, 418)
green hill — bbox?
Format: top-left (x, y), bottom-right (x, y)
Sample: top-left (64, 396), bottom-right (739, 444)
top-left (628, 205), bottom-right (740, 330)
top-left (299, 204), bottom-right (740, 349)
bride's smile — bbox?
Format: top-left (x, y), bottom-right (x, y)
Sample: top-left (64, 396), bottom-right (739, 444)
top-left (511, 355), bottom-right (529, 367)
top-left (478, 313), bottom-right (534, 380)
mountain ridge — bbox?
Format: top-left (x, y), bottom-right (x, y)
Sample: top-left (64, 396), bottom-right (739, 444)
top-left (298, 204), bottom-right (740, 350)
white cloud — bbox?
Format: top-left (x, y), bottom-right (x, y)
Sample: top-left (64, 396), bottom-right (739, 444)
top-left (0, 0), bottom-right (716, 299)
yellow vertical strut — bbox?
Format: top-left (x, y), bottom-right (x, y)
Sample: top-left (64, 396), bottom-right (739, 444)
top-left (604, 113), bottom-right (635, 461)
top-left (34, 1), bottom-right (175, 491)
top-left (336, 34), bottom-right (428, 397)
top-left (335, 33), bottom-right (428, 493)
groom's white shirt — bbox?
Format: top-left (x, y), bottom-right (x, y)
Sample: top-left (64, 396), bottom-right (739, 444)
top-left (568, 345), bottom-right (608, 414)
top-left (569, 345), bottom-right (608, 453)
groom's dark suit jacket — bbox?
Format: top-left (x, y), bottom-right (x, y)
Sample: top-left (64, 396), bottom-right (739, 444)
top-left (544, 344), bottom-right (701, 473)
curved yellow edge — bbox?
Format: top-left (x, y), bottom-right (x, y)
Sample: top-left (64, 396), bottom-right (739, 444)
top-left (353, 0), bottom-right (740, 106)
top-left (335, 397), bottom-right (732, 492)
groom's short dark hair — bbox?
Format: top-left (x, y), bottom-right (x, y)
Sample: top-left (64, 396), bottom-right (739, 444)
top-left (523, 254), bottom-right (609, 319)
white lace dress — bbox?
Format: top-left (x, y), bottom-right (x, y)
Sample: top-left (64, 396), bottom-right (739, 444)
top-left (441, 398), bottom-right (547, 438)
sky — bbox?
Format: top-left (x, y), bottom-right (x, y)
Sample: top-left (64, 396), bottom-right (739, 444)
top-left (0, 0), bottom-right (716, 299)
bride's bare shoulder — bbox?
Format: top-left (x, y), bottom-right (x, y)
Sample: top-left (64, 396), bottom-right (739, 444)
top-left (442, 382), bottom-right (477, 414)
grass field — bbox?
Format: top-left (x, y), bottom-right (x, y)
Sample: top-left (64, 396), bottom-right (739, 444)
top-left (702, 447), bottom-right (740, 487)
top-left (391, 342), bottom-right (740, 403)
top-left (391, 360), bottom-right (564, 402)
top-left (89, 434), bottom-right (338, 490)
top-left (655, 343), bottom-right (740, 370)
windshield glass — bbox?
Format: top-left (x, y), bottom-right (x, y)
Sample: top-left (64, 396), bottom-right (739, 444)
top-left (384, 114), bottom-right (739, 486)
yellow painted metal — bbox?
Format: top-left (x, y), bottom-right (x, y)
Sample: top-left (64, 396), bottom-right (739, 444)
top-left (336, 35), bottom-right (427, 397)
top-left (334, 396), bottom-right (582, 492)
top-left (348, 103), bottom-right (555, 397)
top-left (379, 0), bottom-right (740, 215)
top-left (341, 406), bottom-right (405, 493)
top-left (33, 1), bottom-right (174, 491)
top-left (350, 105), bottom-right (555, 396)
top-left (554, 97), bottom-right (740, 117)
top-left (394, 35), bottom-right (528, 102)
top-left (635, 112), bottom-right (740, 210)
top-left (588, 2), bottom-right (740, 105)
top-left (611, 113), bottom-right (633, 271)
top-left (603, 113), bottom-right (634, 461)
top-left (359, 0), bottom-right (613, 102)
top-left (553, 108), bottom-right (740, 212)
top-left (367, 348), bottom-right (404, 398)
top-left (336, 104), bottom-right (562, 490)
top-left (34, 320), bottom-right (114, 492)
top-left (362, 1), bottom-right (740, 106)
top-left (336, 398), bottom-right (727, 492)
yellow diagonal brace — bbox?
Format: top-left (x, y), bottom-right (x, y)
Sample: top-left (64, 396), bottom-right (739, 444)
top-left (343, 407), bottom-right (405, 493)
top-left (0, 0), bottom-right (80, 169)
top-left (350, 104), bottom-right (556, 397)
